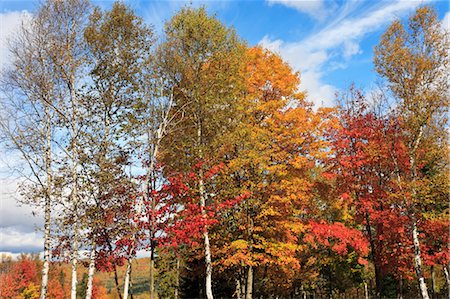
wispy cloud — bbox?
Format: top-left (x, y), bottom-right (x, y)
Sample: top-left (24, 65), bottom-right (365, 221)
top-left (443, 11), bottom-right (450, 30)
top-left (261, 0), bottom-right (429, 106)
top-left (0, 10), bottom-right (31, 70)
top-left (0, 228), bottom-right (43, 253)
top-left (140, 0), bottom-right (232, 36)
top-left (267, 0), bottom-right (331, 21)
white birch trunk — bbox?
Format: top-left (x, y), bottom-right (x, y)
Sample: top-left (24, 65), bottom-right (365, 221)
top-left (364, 281), bottom-right (369, 299)
top-left (409, 127), bottom-right (429, 299)
top-left (196, 115), bottom-right (214, 299)
top-left (123, 259), bottom-right (132, 299)
top-left (199, 172), bottom-right (213, 299)
top-left (85, 243), bottom-right (96, 299)
top-left (40, 107), bottom-right (52, 299)
top-left (70, 244), bottom-right (78, 299)
top-left (245, 266), bottom-right (253, 299)
top-left (70, 77), bottom-right (80, 299)
top-left (412, 219), bottom-right (429, 299)
top-left (123, 88), bottom-right (173, 296)
top-left (443, 265), bottom-right (450, 299)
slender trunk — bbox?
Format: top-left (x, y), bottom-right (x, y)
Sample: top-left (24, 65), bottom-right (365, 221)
top-left (300, 285), bottom-right (306, 299)
top-left (123, 260), bottom-right (132, 299)
top-left (142, 126), bottom-right (162, 299)
top-left (175, 257), bottom-right (180, 299)
top-left (431, 265), bottom-right (436, 299)
top-left (197, 117), bottom-right (213, 299)
top-left (410, 127), bottom-right (429, 299)
top-left (40, 196), bottom-right (51, 299)
top-left (104, 236), bottom-right (122, 299)
top-left (85, 243), bottom-right (96, 299)
top-left (443, 264), bottom-right (450, 299)
top-left (123, 229), bottom-right (135, 299)
top-left (114, 266), bottom-right (123, 299)
top-left (129, 263), bottom-right (134, 299)
top-left (199, 171), bottom-right (213, 299)
top-left (364, 281), bottom-right (369, 299)
top-left (70, 77), bottom-right (79, 299)
top-left (398, 275), bottom-right (403, 299)
top-left (122, 251), bottom-right (134, 299)
top-left (70, 234), bottom-right (78, 299)
top-left (412, 218), bottom-right (429, 299)
top-left (391, 126), bottom-right (429, 299)
top-left (236, 278), bottom-right (242, 299)
top-left (245, 266), bottom-right (253, 299)
top-left (150, 248), bottom-right (155, 299)
top-left (40, 107), bottom-right (52, 299)
top-left (365, 211), bottom-right (381, 299)
top-left (149, 166), bottom-right (157, 299)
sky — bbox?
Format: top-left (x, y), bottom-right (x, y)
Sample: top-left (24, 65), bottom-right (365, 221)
top-left (0, 0), bottom-right (449, 255)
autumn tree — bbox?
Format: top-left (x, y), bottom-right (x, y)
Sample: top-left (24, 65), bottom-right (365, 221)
top-left (158, 7), bottom-right (245, 299)
top-left (30, 1), bottom-right (92, 298)
top-left (79, 3), bottom-right (154, 298)
top-left (0, 16), bottom-right (57, 299)
top-left (1, 1), bottom-right (91, 298)
top-left (0, 255), bottom-right (41, 298)
top-left (327, 88), bottom-right (415, 297)
top-left (374, 6), bottom-right (449, 299)
top-left (212, 46), bottom-right (345, 298)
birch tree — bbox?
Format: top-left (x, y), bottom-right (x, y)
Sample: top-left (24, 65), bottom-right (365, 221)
top-left (0, 15), bottom-right (59, 299)
top-left (158, 7), bottom-right (245, 299)
top-left (374, 6), bottom-right (449, 299)
top-left (34, 1), bottom-right (91, 298)
top-left (81, 3), bottom-right (154, 298)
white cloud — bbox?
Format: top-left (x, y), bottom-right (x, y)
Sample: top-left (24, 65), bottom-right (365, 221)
top-left (260, 0), bottom-right (428, 107)
top-left (442, 12), bottom-right (450, 31)
top-left (342, 41), bottom-right (362, 59)
top-left (302, 0), bottom-right (427, 51)
top-left (0, 10), bottom-right (42, 254)
top-left (0, 177), bottom-right (42, 229)
top-left (267, 0), bottom-right (329, 20)
top-left (0, 227), bottom-right (43, 253)
top-left (0, 10), bottom-right (32, 71)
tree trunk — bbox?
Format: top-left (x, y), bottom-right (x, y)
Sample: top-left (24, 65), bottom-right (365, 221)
top-left (364, 281), bottom-right (369, 299)
top-left (199, 172), bottom-right (213, 299)
top-left (123, 259), bottom-right (132, 299)
top-left (85, 243), bottom-right (96, 299)
top-left (175, 257), bottom-right (180, 299)
top-left (443, 264), bottom-right (450, 299)
top-left (245, 266), bottom-right (253, 299)
top-left (204, 222), bottom-right (213, 299)
top-left (70, 78), bottom-right (79, 299)
top-left (398, 275), bottom-right (403, 299)
top-left (431, 265), bottom-right (436, 299)
top-left (409, 127), bottom-right (429, 299)
top-left (40, 197), bottom-right (51, 299)
top-left (150, 249), bottom-right (155, 299)
top-left (70, 242), bottom-right (78, 299)
top-left (40, 107), bottom-right (52, 299)
top-left (104, 237), bottom-right (122, 299)
top-left (197, 118), bottom-right (214, 299)
top-left (412, 219), bottom-right (429, 299)
top-left (129, 264), bottom-right (134, 299)
top-left (236, 278), bottom-right (242, 299)
top-left (365, 211), bottom-right (381, 299)
top-left (113, 265), bottom-right (123, 299)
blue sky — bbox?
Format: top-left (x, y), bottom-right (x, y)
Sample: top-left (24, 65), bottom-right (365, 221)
top-left (0, 0), bottom-right (449, 254)
top-left (1, 0), bottom-right (449, 107)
